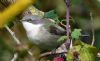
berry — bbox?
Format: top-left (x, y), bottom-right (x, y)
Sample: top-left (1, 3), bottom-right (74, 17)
top-left (53, 57), bottom-right (64, 61)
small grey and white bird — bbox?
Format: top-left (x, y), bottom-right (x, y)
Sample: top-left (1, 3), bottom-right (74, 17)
top-left (21, 15), bottom-right (66, 50)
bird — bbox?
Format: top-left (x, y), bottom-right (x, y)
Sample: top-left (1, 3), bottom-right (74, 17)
top-left (21, 15), bottom-right (66, 50)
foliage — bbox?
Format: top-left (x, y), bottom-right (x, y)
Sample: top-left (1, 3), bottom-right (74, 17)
top-left (44, 9), bottom-right (66, 25)
top-left (44, 10), bottom-right (58, 19)
top-left (29, 6), bottom-right (44, 17)
top-left (71, 29), bottom-right (82, 40)
top-left (67, 41), bottom-right (97, 61)
top-left (44, 10), bottom-right (62, 23)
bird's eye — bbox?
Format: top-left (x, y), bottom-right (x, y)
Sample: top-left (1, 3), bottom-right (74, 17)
top-left (21, 19), bottom-right (31, 22)
top-left (26, 19), bottom-right (32, 23)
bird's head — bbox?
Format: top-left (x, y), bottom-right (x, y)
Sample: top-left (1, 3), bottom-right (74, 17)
top-left (21, 15), bottom-right (43, 32)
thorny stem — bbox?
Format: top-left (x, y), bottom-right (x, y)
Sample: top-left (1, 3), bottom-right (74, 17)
top-left (66, 0), bottom-right (70, 39)
top-left (65, 0), bottom-right (71, 48)
top-left (90, 12), bottom-right (95, 46)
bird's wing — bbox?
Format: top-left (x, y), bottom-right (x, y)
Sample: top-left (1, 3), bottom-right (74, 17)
top-left (42, 18), bottom-right (66, 36)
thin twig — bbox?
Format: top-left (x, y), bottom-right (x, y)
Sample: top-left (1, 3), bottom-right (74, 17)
top-left (90, 12), bottom-right (95, 46)
top-left (5, 25), bottom-right (33, 57)
top-left (70, 39), bottom-right (73, 49)
top-left (5, 25), bottom-right (21, 45)
top-left (60, 22), bottom-right (66, 28)
top-left (11, 53), bottom-right (18, 61)
top-left (39, 51), bottom-right (67, 58)
top-left (97, 52), bottom-right (100, 57)
top-left (27, 50), bottom-right (33, 56)
top-left (39, 43), bottom-right (67, 58)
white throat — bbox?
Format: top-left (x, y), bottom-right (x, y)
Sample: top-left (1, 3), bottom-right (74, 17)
top-left (22, 21), bottom-right (42, 32)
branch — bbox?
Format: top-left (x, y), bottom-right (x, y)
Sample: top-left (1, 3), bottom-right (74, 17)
top-left (5, 25), bottom-right (33, 58)
top-left (60, 22), bottom-right (66, 28)
top-left (39, 51), bottom-right (67, 58)
top-left (39, 43), bottom-right (67, 58)
top-left (97, 52), bottom-right (100, 57)
top-left (90, 12), bottom-right (95, 46)
top-left (5, 25), bottom-right (21, 45)
top-left (11, 53), bottom-right (18, 61)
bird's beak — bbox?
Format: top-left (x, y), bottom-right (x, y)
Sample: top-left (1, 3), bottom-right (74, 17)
top-left (20, 19), bottom-right (26, 22)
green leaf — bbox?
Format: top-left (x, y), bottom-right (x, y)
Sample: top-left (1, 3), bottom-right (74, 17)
top-left (67, 45), bottom-right (81, 61)
top-left (67, 51), bottom-right (73, 61)
top-left (67, 41), bottom-right (97, 61)
top-left (44, 10), bottom-right (58, 19)
top-left (57, 36), bottom-right (67, 43)
top-left (71, 29), bottom-right (82, 40)
top-left (79, 44), bottom-right (97, 61)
